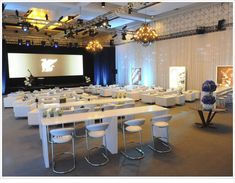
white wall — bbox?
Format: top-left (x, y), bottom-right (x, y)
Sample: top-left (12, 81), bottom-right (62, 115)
top-left (115, 28), bottom-right (233, 90)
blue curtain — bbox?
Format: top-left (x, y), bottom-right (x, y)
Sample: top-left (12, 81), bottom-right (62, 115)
top-left (93, 47), bottom-right (115, 86)
top-left (2, 40), bottom-right (7, 94)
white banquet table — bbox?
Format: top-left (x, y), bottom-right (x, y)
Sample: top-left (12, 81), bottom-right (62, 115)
top-left (40, 105), bottom-right (169, 168)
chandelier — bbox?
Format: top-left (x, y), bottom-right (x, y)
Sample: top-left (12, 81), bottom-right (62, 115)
top-left (134, 23), bottom-right (158, 46)
top-left (85, 40), bottom-right (103, 53)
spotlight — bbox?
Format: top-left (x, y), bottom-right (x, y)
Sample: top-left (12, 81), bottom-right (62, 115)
top-left (69, 42), bottom-right (73, 48)
top-left (18, 39), bottom-right (23, 45)
top-left (54, 42), bottom-right (58, 48)
top-left (34, 26), bottom-right (39, 32)
top-left (2, 3), bottom-right (6, 13)
top-left (2, 22), bottom-right (6, 29)
top-left (26, 40), bottom-right (30, 47)
top-left (21, 22), bottom-right (30, 32)
top-left (112, 33), bottom-right (117, 38)
top-left (15, 10), bottom-right (19, 17)
top-left (58, 16), bottom-right (63, 22)
top-left (101, 2), bottom-right (105, 8)
top-left (24, 9), bottom-right (33, 17)
top-left (122, 32), bottom-right (126, 40)
top-left (45, 14), bottom-right (48, 21)
top-left (122, 25), bottom-right (127, 30)
top-left (110, 39), bottom-right (114, 46)
top-left (41, 41), bottom-right (46, 47)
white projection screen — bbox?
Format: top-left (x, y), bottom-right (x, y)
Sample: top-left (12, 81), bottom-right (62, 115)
top-left (8, 53), bottom-right (83, 78)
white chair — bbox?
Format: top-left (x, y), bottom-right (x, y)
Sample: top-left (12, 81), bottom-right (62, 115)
top-left (50, 127), bottom-right (75, 174)
top-left (121, 118), bottom-right (145, 160)
top-left (85, 122), bottom-right (110, 166)
top-left (148, 114), bottom-right (172, 153)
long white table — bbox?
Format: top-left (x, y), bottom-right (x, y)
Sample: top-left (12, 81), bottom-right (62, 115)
top-left (40, 105), bottom-right (169, 168)
top-left (28, 98), bottom-right (134, 125)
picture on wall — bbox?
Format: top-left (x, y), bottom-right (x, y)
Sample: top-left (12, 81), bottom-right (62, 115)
top-left (216, 65), bottom-right (233, 88)
top-left (131, 68), bottom-right (141, 85)
top-left (169, 66), bottom-right (186, 91)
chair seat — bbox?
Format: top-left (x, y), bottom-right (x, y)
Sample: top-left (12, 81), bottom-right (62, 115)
top-left (52, 135), bottom-right (72, 144)
top-left (88, 130), bottom-right (105, 138)
top-left (125, 125), bottom-right (142, 132)
top-left (153, 121), bottom-right (168, 127)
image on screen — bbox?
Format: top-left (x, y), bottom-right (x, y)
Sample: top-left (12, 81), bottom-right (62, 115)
top-left (8, 53), bottom-right (83, 78)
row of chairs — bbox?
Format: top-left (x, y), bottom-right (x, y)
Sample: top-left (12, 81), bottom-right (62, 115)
top-left (50, 113), bottom-right (172, 174)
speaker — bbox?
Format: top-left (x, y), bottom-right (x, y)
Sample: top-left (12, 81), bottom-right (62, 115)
top-left (217, 19), bottom-right (226, 30)
top-left (196, 26), bottom-right (206, 34)
top-left (115, 69), bottom-right (118, 74)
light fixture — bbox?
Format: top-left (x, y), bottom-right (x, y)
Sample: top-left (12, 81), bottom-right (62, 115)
top-left (26, 40), bottom-right (30, 47)
top-left (134, 23), bottom-right (158, 46)
top-left (122, 32), bottom-right (127, 40)
top-left (18, 39), bottom-right (23, 45)
top-left (41, 41), bottom-right (46, 47)
top-left (112, 33), bottom-right (117, 38)
top-left (54, 42), bottom-right (58, 48)
top-left (58, 16), bottom-right (63, 22)
top-left (101, 2), bottom-right (105, 8)
top-left (26, 8), bottom-right (48, 29)
top-left (15, 10), bottom-right (19, 17)
top-left (110, 39), bottom-right (114, 46)
top-left (21, 22), bottom-right (30, 32)
top-left (85, 40), bottom-right (103, 53)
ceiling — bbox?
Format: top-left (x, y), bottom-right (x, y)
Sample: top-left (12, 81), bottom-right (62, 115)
top-left (2, 2), bottom-right (197, 47)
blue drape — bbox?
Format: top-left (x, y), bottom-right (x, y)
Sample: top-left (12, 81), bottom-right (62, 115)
top-left (93, 48), bottom-right (115, 86)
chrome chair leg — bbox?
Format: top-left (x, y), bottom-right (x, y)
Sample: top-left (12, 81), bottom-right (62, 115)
top-left (84, 132), bottom-right (109, 167)
top-left (51, 137), bottom-right (76, 174)
top-left (148, 125), bottom-right (172, 153)
top-left (121, 127), bottom-right (144, 160)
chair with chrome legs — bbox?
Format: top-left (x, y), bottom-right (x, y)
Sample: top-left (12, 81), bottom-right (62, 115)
top-left (84, 122), bottom-right (110, 166)
top-left (121, 118), bottom-right (145, 160)
top-left (73, 107), bottom-right (90, 137)
top-left (148, 114), bottom-right (172, 153)
top-left (50, 127), bottom-right (76, 174)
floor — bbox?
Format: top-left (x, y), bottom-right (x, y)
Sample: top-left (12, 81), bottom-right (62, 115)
top-left (2, 99), bottom-right (233, 176)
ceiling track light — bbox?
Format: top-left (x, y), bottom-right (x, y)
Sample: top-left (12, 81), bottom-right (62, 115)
top-left (122, 25), bottom-right (127, 30)
top-left (2, 3), bottom-right (6, 13)
top-left (18, 39), bottom-right (23, 46)
top-left (122, 32), bottom-right (127, 40)
top-left (58, 16), bottom-right (63, 22)
top-left (24, 9), bottom-right (33, 17)
top-left (45, 14), bottom-right (48, 21)
top-left (101, 2), bottom-right (105, 8)
top-left (53, 42), bottom-right (58, 48)
top-left (25, 40), bottom-right (30, 47)
top-left (41, 41), bottom-right (46, 47)
top-left (15, 10), bottom-right (19, 17)
top-left (112, 33), bottom-right (117, 38)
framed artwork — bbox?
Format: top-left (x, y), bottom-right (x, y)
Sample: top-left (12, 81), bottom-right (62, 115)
top-left (169, 66), bottom-right (186, 91)
top-left (131, 68), bottom-right (141, 85)
top-left (216, 65), bottom-right (233, 88)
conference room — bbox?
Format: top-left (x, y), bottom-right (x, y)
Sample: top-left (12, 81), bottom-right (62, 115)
top-left (1, 1), bottom-right (233, 177)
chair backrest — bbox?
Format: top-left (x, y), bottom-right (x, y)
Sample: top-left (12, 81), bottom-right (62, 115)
top-left (101, 104), bottom-right (115, 111)
top-left (124, 118), bottom-right (145, 126)
top-left (151, 114), bottom-right (172, 123)
top-left (50, 127), bottom-right (74, 137)
top-left (86, 122), bottom-right (109, 131)
top-left (73, 107), bottom-right (90, 113)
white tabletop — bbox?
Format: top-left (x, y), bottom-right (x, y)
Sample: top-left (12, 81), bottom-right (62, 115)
top-left (38, 97), bottom-right (134, 110)
top-left (42, 105), bottom-right (169, 126)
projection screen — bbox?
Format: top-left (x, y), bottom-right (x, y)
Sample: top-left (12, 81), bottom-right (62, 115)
top-left (8, 53), bottom-right (83, 78)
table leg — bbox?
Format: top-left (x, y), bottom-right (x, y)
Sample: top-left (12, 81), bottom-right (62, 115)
top-left (197, 110), bottom-right (206, 126)
top-left (102, 117), bottom-right (118, 154)
top-left (42, 125), bottom-right (50, 168)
